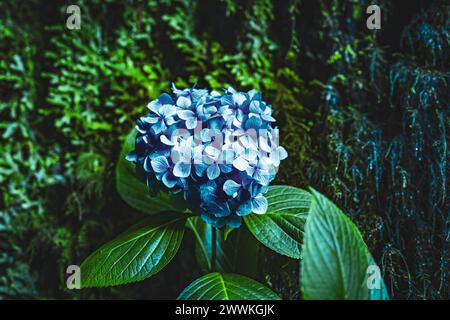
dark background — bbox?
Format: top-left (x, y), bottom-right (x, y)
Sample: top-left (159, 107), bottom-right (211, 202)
top-left (0, 0), bottom-right (448, 299)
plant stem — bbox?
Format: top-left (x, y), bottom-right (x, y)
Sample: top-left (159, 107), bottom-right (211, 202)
top-left (211, 227), bottom-right (217, 272)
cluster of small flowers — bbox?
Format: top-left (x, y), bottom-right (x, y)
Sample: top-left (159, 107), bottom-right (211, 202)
top-left (127, 85), bottom-right (287, 228)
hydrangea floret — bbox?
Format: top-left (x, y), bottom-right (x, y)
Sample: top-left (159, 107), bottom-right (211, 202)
top-left (127, 85), bottom-right (287, 228)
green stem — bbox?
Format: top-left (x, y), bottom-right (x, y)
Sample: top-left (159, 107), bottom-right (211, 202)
top-left (211, 227), bottom-right (217, 272)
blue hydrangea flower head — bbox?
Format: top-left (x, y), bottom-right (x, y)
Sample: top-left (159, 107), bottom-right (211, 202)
top-left (127, 84), bottom-right (287, 228)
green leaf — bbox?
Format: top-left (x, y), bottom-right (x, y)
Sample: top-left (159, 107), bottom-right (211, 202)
top-left (177, 273), bottom-right (281, 300)
top-left (300, 188), bottom-right (389, 300)
top-left (80, 211), bottom-right (186, 288)
top-left (244, 185), bottom-right (311, 258)
top-left (187, 217), bottom-right (259, 277)
top-left (115, 128), bottom-right (184, 214)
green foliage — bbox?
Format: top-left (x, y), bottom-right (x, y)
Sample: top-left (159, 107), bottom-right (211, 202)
top-left (244, 186), bottom-right (311, 259)
top-left (187, 217), bottom-right (259, 277)
top-left (177, 273), bottom-right (281, 300)
top-left (300, 189), bottom-right (388, 300)
top-left (0, 0), bottom-right (447, 300)
top-left (302, 1), bottom-right (449, 299)
top-left (80, 211), bottom-right (187, 288)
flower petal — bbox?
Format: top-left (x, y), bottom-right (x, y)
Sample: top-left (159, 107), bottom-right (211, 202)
top-left (160, 135), bottom-right (175, 146)
top-left (204, 145), bottom-right (221, 159)
top-left (252, 195), bottom-right (268, 214)
top-left (207, 164), bottom-right (220, 180)
top-left (142, 115), bottom-right (160, 124)
top-left (147, 100), bottom-right (160, 114)
top-left (236, 200), bottom-right (252, 216)
top-left (173, 162), bottom-right (191, 178)
top-left (249, 100), bottom-right (261, 113)
top-left (261, 114), bottom-right (276, 122)
top-left (194, 163), bottom-right (208, 177)
top-left (151, 121), bottom-right (165, 135)
top-left (259, 135), bottom-right (271, 153)
top-left (143, 156), bottom-right (153, 172)
top-left (254, 169), bottom-right (272, 186)
top-left (244, 115), bottom-right (262, 130)
top-left (150, 156), bottom-right (169, 173)
top-left (233, 156), bottom-right (249, 171)
top-left (177, 109), bottom-right (195, 120)
top-left (223, 179), bottom-right (241, 197)
top-left (227, 215), bottom-right (242, 228)
top-left (232, 93), bottom-right (247, 106)
top-left (159, 104), bottom-right (177, 118)
top-left (158, 93), bottom-right (174, 105)
top-left (162, 172), bottom-right (178, 188)
top-left (125, 151), bottom-right (137, 162)
top-left (219, 164), bottom-right (232, 173)
top-left (165, 117), bottom-right (178, 126)
top-left (186, 117), bottom-right (198, 129)
top-left (243, 148), bottom-right (258, 161)
top-left (278, 146), bottom-right (288, 160)
top-left (176, 96), bottom-right (191, 108)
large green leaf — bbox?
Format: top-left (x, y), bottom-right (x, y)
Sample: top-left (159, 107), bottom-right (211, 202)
top-left (187, 217), bottom-right (259, 277)
top-left (177, 273), bottom-right (281, 300)
top-left (300, 189), bottom-right (389, 300)
top-left (80, 211), bottom-right (186, 288)
top-left (115, 128), bottom-right (184, 214)
top-left (244, 185), bottom-right (311, 258)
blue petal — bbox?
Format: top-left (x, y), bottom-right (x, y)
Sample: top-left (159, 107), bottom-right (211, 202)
top-left (173, 162), bottom-right (191, 178)
top-left (251, 195), bottom-right (268, 214)
top-left (261, 114), bottom-right (276, 122)
top-left (220, 94), bottom-right (233, 106)
top-left (278, 146), bottom-right (288, 160)
top-left (199, 181), bottom-right (217, 202)
top-left (232, 93), bottom-right (247, 106)
top-left (143, 156), bottom-right (153, 172)
top-left (232, 156), bottom-right (249, 171)
top-left (186, 117), bottom-right (198, 129)
top-left (202, 192), bottom-right (231, 217)
top-left (244, 115), bottom-right (262, 130)
top-left (177, 109), bottom-right (195, 120)
top-left (211, 201), bottom-right (231, 217)
top-left (223, 179), bottom-right (241, 197)
top-left (236, 200), bottom-right (252, 216)
top-left (208, 117), bottom-right (224, 130)
top-left (151, 121), bottom-right (165, 135)
top-left (162, 172), bottom-right (178, 188)
top-left (219, 164), bottom-right (232, 173)
top-left (160, 135), bottom-right (175, 146)
top-left (194, 163), bottom-right (208, 177)
top-left (249, 101), bottom-right (262, 113)
top-left (227, 87), bottom-right (237, 94)
top-left (227, 215), bottom-right (242, 228)
top-left (165, 117), bottom-right (178, 126)
top-left (142, 115), bottom-right (160, 124)
top-left (125, 151), bottom-right (137, 162)
top-left (253, 169), bottom-right (272, 186)
top-left (158, 93), bottom-right (174, 105)
top-left (207, 164), bottom-right (220, 180)
top-left (176, 96), bottom-right (191, 108)
top-left (248, 90), bottom-right (261, 101)
top-left (191, 89), bottom-right (208, 102)
top-left (159, 104), bottom-right (177, 118)
top-left (150, 156), bottom-right (169, 173)
top-left (147, 100), bottom-right (159, 113)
